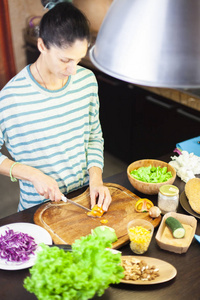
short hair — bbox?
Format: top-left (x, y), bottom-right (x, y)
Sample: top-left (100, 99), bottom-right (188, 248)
top-left (39, 2), bottom-right (90, 49)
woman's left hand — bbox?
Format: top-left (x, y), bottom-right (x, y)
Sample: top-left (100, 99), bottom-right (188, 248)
top-left (90, 183), bottom-right (112, 211)
top-left (89, 166), bottom-right (112, 211)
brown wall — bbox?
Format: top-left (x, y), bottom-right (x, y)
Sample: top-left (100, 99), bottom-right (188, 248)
top-left (8, 0), bottom-right (45, 73)
top-left (7, 0), bottom-right (112, 73)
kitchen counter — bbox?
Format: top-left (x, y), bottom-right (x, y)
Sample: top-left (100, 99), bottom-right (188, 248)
top-left (141, 86), bottom-right (200, 112)
top-left (81, 55), bottom-right (200, 112)
top-left (0, 153), bottom-right (199, 300)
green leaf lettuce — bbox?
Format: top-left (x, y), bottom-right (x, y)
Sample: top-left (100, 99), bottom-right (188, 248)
top-left (130, 165), bottom-right (172, 183)
top-left (24, 235), bottom-right (124, 300)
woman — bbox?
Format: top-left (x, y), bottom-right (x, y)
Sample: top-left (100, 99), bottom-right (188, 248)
top-left (0, 1), bottom-right (111, 212)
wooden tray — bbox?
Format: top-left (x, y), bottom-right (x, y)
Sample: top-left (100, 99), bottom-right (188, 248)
top-left (34, 183), bottom-right (161, 249)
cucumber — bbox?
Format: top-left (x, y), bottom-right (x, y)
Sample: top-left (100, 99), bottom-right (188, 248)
top-left (165, 217), bottom-right (186, 238)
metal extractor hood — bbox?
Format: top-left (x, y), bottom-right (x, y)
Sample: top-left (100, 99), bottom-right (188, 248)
top-left (90, 0), bottom-right (200, 88)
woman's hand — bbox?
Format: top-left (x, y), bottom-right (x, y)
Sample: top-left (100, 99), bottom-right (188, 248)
top-left (90, 183), bottom-right (112, 211)
top-left (89, 166), bottom-right (112, 211)
top-left (31, 170), bottom-right (63, 202)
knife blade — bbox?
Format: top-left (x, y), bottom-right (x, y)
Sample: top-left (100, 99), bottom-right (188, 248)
top-left (61, 195), bottom-right (91, 212)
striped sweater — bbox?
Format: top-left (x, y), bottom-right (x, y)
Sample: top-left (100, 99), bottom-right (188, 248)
top-left (0, 65), bottom-right (104, 211)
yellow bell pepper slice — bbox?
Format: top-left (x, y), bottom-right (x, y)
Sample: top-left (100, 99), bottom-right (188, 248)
top-left (135, 198), bottom-right (154, 212)
top-left (87, 205), bottom-right (105, 218)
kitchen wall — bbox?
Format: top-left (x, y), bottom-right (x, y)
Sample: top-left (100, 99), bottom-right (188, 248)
top-left (7, 0), bottom-right (112, 73)
top-left (8, 0), bottom-right (45, 73)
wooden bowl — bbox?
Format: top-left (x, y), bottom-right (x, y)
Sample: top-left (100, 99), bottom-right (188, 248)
top-left (127, 159), bottom-right (176, 195)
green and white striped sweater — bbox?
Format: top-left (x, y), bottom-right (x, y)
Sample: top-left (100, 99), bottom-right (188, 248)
top-left (0, 65), bottom-right (104, 211)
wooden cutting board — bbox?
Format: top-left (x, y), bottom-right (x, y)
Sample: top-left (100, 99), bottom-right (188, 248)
top-left (34, 183), bottom-right (161, 249)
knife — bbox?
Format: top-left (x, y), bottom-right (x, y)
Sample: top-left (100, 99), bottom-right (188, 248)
top-left (48, 244), bottom-right (121, 254)
top-left (48, 244), bottom-right (72, 251)
top-left (61, 195), bottom-right (92, 212)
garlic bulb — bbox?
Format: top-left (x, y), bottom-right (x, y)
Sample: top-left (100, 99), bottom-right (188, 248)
top-left (149, 206), bottom-right (161, 218)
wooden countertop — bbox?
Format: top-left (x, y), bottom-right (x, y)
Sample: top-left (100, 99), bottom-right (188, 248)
top-left (141, 86), bottom-right (200, 112)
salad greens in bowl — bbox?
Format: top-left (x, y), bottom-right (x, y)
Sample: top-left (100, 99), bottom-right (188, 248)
top-left (127, 159), bottom-right (176, 195)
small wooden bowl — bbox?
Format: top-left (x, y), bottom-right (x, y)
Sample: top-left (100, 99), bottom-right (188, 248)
top-left (127, 159), bottom-right (176, 195)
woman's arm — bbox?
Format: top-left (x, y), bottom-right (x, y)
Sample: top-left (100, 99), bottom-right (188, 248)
top-left (0, 158), bottom-right (63, 201)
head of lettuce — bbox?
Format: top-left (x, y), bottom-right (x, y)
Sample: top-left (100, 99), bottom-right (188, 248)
top-left (24, 234), bottom-right (124, 300)
top-left (92, 226), bottom-right (118, 243)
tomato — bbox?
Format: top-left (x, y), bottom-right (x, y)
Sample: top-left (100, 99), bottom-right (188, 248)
top-left (135, 199), bottom-right (154, 212)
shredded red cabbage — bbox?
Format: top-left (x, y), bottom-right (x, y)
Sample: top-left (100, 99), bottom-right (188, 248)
top-left (0, 228), bottom-right (37, 262)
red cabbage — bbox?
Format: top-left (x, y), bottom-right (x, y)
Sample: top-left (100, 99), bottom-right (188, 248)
top-left (0, 228), bottom-right (37, 262)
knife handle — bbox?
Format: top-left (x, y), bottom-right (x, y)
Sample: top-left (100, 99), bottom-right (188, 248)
top-left (48, 244), bottom-right (72, 251)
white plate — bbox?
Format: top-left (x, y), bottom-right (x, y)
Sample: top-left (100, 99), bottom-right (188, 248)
top-left (121, 256), bottom-right (177, 285)
top-left (0, 222), bottom-right (52, 270)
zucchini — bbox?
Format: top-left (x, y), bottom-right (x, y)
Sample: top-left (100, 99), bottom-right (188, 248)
top-left (165, 217), bottom-right (186, 239)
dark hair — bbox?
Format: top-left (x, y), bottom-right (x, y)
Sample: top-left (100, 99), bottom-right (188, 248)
top-left (39, 2), bottom-right (90, 49)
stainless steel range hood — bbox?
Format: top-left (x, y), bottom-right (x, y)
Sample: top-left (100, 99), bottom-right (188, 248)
top-left (90, 0), bottom-right (200, 88)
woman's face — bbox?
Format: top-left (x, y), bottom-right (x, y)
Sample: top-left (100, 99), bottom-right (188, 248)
top-left (42, 39), bottom-right (88, 79)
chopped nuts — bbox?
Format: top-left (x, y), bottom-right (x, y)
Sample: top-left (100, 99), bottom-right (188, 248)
top-left (121, 258), bottom-right (160, 281)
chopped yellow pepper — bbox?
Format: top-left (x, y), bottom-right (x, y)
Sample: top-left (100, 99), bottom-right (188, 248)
top-left (100, 219), bottom-right (108, 224)
top-left (135, 199), bottom-right (154, 212)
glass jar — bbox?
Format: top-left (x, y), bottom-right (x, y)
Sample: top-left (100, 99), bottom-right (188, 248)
top-left (127, 219), bottom-right (154, 254)
top-left (158, 185), bottom-right (179, 215)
